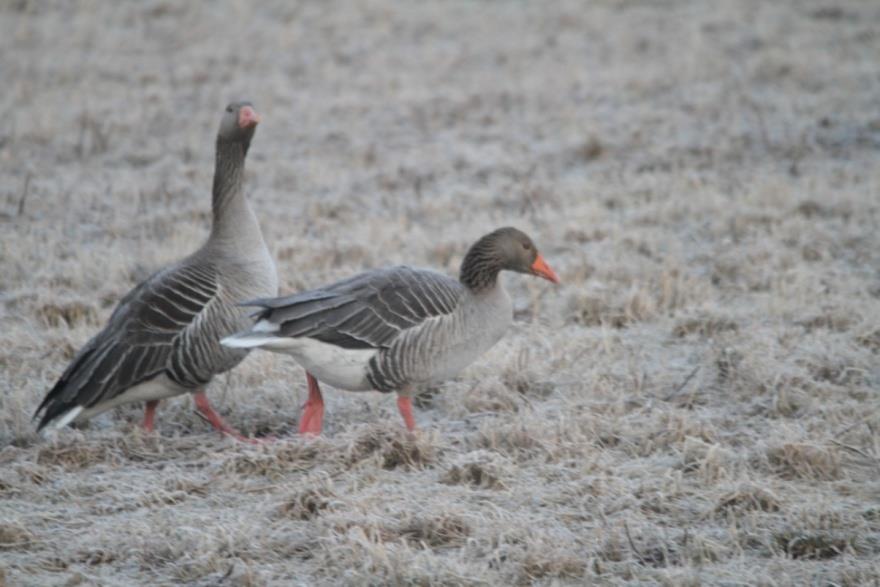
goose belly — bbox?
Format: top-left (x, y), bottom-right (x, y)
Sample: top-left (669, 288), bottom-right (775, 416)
top-left (268, 337), bottom-right (375, 391)
top-left (75, 374), bottom-right (186, 422)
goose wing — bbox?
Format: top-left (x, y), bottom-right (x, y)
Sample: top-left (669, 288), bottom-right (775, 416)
top-left (245, 266), bottom-right (464, 350)
top-left (35, 261), bottom-right (228, 429)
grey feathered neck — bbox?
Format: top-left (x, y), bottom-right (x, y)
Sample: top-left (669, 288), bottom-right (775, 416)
top-left (211, 137), bottom-right (250, 223)
top-left (459, 232), bottom-right (504, 292)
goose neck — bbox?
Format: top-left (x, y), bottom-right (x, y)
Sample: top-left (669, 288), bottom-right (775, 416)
top-left (211, 138), bottom-right (246, 220)
top-left (208, 137), bottom-right (263, 250)
top-left (459, 242), bottom-right (502, 292)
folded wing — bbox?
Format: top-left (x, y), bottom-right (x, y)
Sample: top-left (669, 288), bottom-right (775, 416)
top-left (244, 266), bottom-right (464, 350)
top-left (35, 262), bottom-right (227, 430)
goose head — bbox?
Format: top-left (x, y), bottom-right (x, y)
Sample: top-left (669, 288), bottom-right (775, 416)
top-left (491, 227), bottom-right (560, 284)
top-left (460, 227), bottom-right (560, 290)
top-left (218, 101), bottom-right (260, 147)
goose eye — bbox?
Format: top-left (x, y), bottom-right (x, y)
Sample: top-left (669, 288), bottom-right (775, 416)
top-left (522, 242), bottom-right (530, 250)
top-left (226, 106), bottom-right (234, 113)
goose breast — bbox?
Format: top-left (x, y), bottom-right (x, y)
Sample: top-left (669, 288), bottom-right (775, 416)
top-left (367, 283), bottom-right (513, 391)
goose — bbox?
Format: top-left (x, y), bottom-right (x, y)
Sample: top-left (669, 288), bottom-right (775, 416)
top-left (34, 101), bottom-right (278, 440)
top-left (222, 227), bottom-right (558, 435)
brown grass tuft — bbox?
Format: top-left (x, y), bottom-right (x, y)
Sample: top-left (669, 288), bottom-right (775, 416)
top-left (519, 551), bottom-right (586, 583)
top-left (575, 136), bottom-right (604, 162)
top-left (441, 450), bottom-right (511, 489)
top-left (36, 441), bottom-right (117, 470)
top-left (567, 290), bottom-right (633, 328)
top-left (221, 441), bottom-right (321, 479)
top-left (279, 487), bottom-right (333, 520)
top-left (673, 314), bottom-right (739, 338)
top-left (775, 531), bottom-right (851, 560)
top-left (396, 514), bottom-right (471, 549)
top-left (462, 379), bottom-right (520, 413)
top-left (716, 484), bottom-right (781, 514)
top-left (346, 425), bottom-right (437, 470)
top-left (75, 548), bottom-right (118, 566)
top-left (855, 327), bottom-right (880, 352)
top-left (163, 477), bottom-right (210, 497)
top-left (679, 436), bottom-right (736, 482)
top-left (475, 421), bottom-right (545, 457)
top-left (36, 302), bottom-right (99, 328)
top-left (765, 443), bottom-right (842, 480)
top-left (501, 347), bottom-right (554, 398)
top-left (0, 523), bottom-right (34, 552)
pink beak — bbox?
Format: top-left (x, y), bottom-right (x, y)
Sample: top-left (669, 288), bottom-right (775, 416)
top-left (238, 105), bottom-right (261, 129)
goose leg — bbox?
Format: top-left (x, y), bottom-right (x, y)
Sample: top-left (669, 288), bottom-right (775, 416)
top-left (299, 373), bottom-right (325, 436)
top-left (192, 390), bottom-right (257, 443)
top-left (397, 395), bottom-right (416, 431)
top-left (143, 400), bottom-right (159, 432)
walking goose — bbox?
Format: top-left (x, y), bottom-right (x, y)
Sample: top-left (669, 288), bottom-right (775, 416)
top-left (34, 101), bottom-right (278, 439)
top-left (222, 227), bottom-right (558, 434)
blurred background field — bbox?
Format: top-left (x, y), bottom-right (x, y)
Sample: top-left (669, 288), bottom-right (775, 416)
top-left (1, 1), bottom-right (879, 585)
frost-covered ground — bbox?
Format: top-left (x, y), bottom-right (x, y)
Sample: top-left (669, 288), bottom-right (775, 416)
top-left (2, 1), bottom-right (879, 585)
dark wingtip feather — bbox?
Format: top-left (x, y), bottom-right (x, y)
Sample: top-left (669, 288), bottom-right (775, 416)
top-left (35, 411), bottom-right (54, 432)
top-left (33, 345), bottom-right (97, 431)
top-left (32, 378), bottom-right (64, 428)
top-left (34, 395), bottom-right (76, 432)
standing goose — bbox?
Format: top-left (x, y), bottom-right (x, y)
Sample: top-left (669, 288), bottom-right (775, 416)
top-left (222, 227), bottom-right (559, 435)
top-left (34, 101), bottom-right (278, 439)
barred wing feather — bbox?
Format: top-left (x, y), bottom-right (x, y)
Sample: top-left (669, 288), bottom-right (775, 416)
top-left (35, 261), bottom-right (230, 430)
top-left (246, 267), bottom-right (464, 350)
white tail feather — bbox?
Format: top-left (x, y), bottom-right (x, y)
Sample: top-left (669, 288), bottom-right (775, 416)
top-left (48, 406), bottom-right (84, 431)
top-left (252, 319), bottom-right (279, 333)
top-left (221, 333), bottom-right (281, 348)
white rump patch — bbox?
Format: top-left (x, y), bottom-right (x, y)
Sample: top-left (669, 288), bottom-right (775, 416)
top-left (284, 338), bottom-right (376, 391)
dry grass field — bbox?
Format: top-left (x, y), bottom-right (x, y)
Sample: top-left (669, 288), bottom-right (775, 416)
top-left (2, 1), bottom-right (880, 585)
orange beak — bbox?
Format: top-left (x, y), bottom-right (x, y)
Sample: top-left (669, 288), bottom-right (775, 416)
top-left (238, 105), bottom-right (261, 129)
top-left (531, 253), bottom-right (560, 284)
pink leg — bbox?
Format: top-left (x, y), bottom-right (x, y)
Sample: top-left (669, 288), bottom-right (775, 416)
top-left (192, 390), bottom-right (259, 443)
top-left (298, 373), bottom-right (325, 436)
top-left (143, 400), bottom-right (159, 432)
top-left (397, 396), bottom-right (416, 431)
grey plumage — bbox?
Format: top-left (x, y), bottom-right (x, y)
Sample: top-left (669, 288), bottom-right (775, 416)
top-left (243, 266), bottom-right (466, 392)
top-left (225, 227), bottom-right (558, 398)
top-left (246, 267), bottom-right (463, 350)
top-left (35, 102), bottom-right (277, 431)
